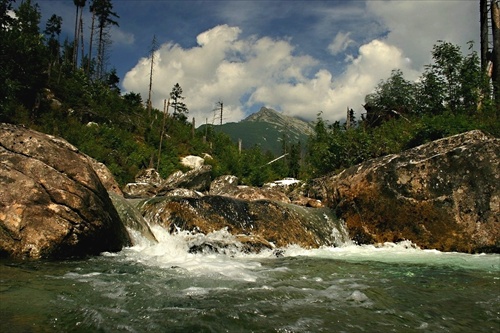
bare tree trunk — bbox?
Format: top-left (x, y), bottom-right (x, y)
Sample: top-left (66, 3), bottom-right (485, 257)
top-left (157, 99), bottom-right (170, 171)
top-left (72, 5), bottom-right (79, 69)
top-left (79, 15), bottom-right (84, 68)
top-left (491, 0), bottom-right (500, 106)
top-left (481, 0), bottom-right (489, 72)
top-left (97, 25), bottom-right (105, 79)
top-left (147, 36), bottom-right (157, 117)
top-left (87, 10), bottom-right (95, 75)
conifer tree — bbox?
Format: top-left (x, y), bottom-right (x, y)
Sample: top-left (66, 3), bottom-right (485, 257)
top-left (90, 0), bottom-right (118, 79)
top-left (170, 83), bottom-right (189, 121)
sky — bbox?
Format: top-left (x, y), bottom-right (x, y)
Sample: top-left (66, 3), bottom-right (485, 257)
top-left (33, 0), bottom-right (479, 126)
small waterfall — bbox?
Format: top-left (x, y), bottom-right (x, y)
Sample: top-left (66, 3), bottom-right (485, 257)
top-left (112, 194), bottom-right (354, 254)
top-left (109, 193), bottom-right (157, 244)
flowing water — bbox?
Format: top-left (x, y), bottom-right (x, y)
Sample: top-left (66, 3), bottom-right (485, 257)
top-left (1, 226), bottom-right (499, 333)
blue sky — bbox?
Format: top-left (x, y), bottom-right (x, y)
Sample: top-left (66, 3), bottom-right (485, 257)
top-left (33, 0), bottom-right (478, 125)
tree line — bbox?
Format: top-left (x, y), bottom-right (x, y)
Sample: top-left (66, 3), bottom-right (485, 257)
top-left (1, 0), bottom-right (498, 187)
top-left (307, 41), bottom-right (499, 177)
top-left (0, 0), bottom-right (299, 186)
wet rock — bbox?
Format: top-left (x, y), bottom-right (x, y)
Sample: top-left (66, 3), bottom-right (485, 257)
top-left (310, 130), bottom-right (500, 253)
top-left (138, 195), bottom-right (342, 250)
top-left (0, 123), bottom-right (131, 259)
top-left (186, 232), bottom-right (275, 255)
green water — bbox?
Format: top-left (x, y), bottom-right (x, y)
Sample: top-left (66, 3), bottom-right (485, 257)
top-left (1, 238), bottom-right (499, 333)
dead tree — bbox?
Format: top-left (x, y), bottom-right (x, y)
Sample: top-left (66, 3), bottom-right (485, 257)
top-left (147, 35), bottom-right (158, 117)
top-left (491, 1), bottom-right (500, 105)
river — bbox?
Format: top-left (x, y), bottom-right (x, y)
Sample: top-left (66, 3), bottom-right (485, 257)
top-left (1, 226), bottom-right (499, 332)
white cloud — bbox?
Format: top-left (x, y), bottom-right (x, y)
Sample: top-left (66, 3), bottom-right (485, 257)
top-left (110, 26), bottom-right (135, 46)
top-left (123, 24), bottom-right (324, 125)
top-left (367, 0), bottom-right (478, 70)
top-left (123, 0), bottom-right (478, 127)
top-left (328, 31), bottom-right (355, 55)
top-left (329, 40), bottom-right (420, 115)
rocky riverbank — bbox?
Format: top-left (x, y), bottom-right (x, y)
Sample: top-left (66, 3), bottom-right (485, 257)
top-left (0, 123), bottom-right (498, 259)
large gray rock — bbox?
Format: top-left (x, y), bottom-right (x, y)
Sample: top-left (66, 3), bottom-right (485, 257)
top-left (0, 123), bottom-right (131, 259)
top-left (310, 130), bottom-right (500, 253)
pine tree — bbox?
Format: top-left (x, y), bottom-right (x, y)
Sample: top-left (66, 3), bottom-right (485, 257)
top-left (44, 14), bottom-right (62, 79)
top-left (1, 0), bottom-right (47, 118)
top-left (90, 0), bottom-right (118, 79)
top-left (170, 83), bottom-right (189, 121)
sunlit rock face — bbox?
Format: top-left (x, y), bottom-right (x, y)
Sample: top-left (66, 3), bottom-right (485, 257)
top-left (123, 168), bottom-right (164, 198)
top-left (157, 165), bottom-right (212, 194)
top-left (209, 175), bottom-right (291, 203)
top-left (310, 130), bottom-right (500, 253)
top-left (138, 195), bottom-right (342, 251)
top-left (0, 123), bottom-right (131, 259)
top-left (180, 155), bottom-right (205, 169)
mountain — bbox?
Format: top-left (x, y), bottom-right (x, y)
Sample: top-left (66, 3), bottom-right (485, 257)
top-left (199, 107), bottom-right (314, 155)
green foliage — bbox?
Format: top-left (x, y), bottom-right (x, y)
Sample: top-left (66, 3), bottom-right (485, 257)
top-left (0, 0), bottom-right (48, 120)
top-left (418, 41), bottom-right (488, 115)
top-left (365, 69), bottom-right (417, 118)
top-left (305, 41), bottom-right (497, 178)
top-left (170, 83), bottom-right (189, 122)
top-left (1, 3), bottom-right (496, 189)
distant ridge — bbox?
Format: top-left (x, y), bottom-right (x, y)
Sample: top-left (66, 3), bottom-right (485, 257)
top-left (199, 107), bottom-right (314, 155)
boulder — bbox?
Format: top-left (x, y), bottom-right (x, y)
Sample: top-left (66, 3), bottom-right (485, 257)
top-left (163, 188), bottom-right (203, 198)
top-left (310, 130), bottom-right (499, 253)
top-left (87, 157), bottom-right (123, 196)
top-left (157, 165), bottom-right (212, 194)
top-left (123, 168), bottom-right (163, 198)
top-left (230, 186), bottom-right (291, 203)
top-left (0, 123), bottom-right (131, 259)
top-left (180, 155), bottom-right (205, 169)
top-left (138, 195), bottom-right (343, 251)
top-left (123, 182), bottom-right (157, 198)
top-left (209, 175), bottom-right (291, 203)
top-left (209, 175), bottom-right (239, 195)
top-left (135, 168), bottom-right (163, 187)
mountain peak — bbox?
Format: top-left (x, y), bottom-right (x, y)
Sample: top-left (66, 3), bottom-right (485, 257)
top-left (243, 107), bottom-right (313, 136)
top-left (199, 106), bottom-right (314, 155)
top-left (243, 107), bottom-right (282, 123)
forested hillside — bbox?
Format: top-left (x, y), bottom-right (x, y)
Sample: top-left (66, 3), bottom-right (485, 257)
top-left (1, 0), bottom-right (498, 186)
top-left (0, 0), bottom-right (301, 186)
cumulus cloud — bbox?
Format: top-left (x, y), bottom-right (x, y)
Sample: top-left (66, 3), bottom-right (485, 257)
top-left (123, 24), bottom-right (325, 125)
top-left (123, 0), bottom-right (476, 127)
top-left (367, 0), bottom-right (478, 70)
top-left (123, 24), bottom-right (421, 125)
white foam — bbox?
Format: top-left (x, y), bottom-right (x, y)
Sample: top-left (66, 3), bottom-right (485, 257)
top-left (120, 225), bottom-right (500, 278)
top-left (121, 226), bottom-right (265, 281)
